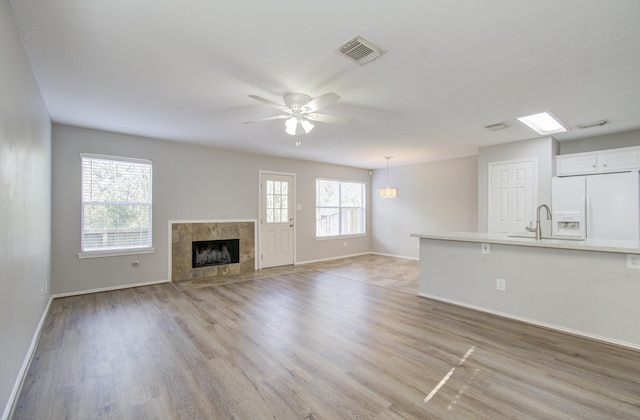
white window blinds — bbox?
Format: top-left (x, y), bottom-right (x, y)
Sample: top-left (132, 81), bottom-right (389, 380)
top-left (81, 154), bottom-right (152, 253)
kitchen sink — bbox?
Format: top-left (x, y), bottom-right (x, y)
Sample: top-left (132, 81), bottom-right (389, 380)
top-left (507, 234), bottom-right (586, 241)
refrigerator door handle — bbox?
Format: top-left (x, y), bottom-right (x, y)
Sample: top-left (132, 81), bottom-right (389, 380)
top-left (585, 193), bottom-right (591, 238)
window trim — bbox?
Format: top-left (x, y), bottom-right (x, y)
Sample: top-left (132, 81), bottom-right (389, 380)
top-left (315, 233), bottom-right (367, 241)
top-left (77, 247), bottom-right (155, 259)
top-left (79, 153), bottom-right (153, 257)
top-left (315, 177), bottom-right (367, 239)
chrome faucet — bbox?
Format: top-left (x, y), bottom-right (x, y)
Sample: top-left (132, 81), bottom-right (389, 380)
top-left (526, 204), bottom-right (552, 240)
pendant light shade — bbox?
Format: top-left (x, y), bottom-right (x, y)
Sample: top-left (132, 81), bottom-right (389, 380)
top-left (379, 186), bottom-right (398, 198)
top-left (379, 156), bottom-right (398, 199)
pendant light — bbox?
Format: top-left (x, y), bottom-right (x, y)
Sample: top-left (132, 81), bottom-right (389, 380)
top-left (379, 156), bottom-right (398, 198)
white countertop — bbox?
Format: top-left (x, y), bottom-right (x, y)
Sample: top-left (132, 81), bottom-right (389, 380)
top-left (410, 231), bottom-right (640, 254)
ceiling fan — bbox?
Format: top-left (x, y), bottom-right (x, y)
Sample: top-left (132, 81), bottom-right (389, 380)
top-left (244, 92), bottom-right (352, 135)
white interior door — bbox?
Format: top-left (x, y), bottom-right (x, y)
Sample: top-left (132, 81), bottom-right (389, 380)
top-left (489, 159), bottom-right (537, 234)
top-left (260, 172), bottom-right (295, 268)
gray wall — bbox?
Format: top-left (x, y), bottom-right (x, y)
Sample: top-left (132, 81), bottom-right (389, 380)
top-left (52, 124), bottom-right (371, 294)
top-left (371, 156), bottom-right (478, 258)
top-left (559, 129), bottom-right (640, 154)
top-left (0, 2), bottom-right (52, 417)
top-left (477, 137), bottom-right (557, 232)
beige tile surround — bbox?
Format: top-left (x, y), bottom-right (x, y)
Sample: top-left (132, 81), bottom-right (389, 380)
top-left (171, 221), bottom-right (255, 282)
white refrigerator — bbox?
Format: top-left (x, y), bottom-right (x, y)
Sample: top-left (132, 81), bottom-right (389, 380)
top-left (551, 171), bottom-right (640, 240)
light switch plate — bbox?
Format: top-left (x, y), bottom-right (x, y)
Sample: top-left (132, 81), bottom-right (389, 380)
top-left (481, 243), bottom-right (490, 254)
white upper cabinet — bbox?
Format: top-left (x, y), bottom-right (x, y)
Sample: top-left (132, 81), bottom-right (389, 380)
top-left (556, 153), bottom-right (598, 175)
top-left (557, 146), bottom-right (640, 176)
top-left (597, 148), bottom-right (640, 172)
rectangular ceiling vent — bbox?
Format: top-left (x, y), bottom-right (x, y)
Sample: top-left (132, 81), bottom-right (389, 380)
top-left (577, 119), bottom-right (609, 129)
top-left (338, 36), bottom-right (384, 65)
top-left (485, 122), bottom-right (509, 131)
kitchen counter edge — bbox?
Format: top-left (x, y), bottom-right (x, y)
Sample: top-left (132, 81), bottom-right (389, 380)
top-left (410, 232), bottom-right (640, 254)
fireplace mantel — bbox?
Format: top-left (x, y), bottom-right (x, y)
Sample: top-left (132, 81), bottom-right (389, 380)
top-left (169, 220), bottom-right (256, 282)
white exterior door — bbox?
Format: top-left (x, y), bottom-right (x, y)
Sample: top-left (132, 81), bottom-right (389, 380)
top-left (260, 172), bottom-right (295, 268)
top-left (489, 159), bottom-right (537, 234)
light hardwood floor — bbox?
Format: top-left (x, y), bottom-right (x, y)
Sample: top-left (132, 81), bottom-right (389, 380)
top-left (13, 255), bottom-right (640, 419)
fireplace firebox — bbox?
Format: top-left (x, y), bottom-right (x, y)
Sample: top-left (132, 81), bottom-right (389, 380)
top-left (192, 239), bottom-right (239, 268)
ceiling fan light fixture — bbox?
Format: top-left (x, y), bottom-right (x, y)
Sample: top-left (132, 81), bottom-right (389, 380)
top-left (247, 92), bottom-right (346, 136)
top-left (285, 117), bottom-right (298, 135)
top-left (285, 117), bottom-right (314, 136)
top-left (301, 119), bottom-right (314, 134)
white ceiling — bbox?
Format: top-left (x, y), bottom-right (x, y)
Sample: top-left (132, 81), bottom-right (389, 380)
top-left (9, 0), bottom-right (640, 169)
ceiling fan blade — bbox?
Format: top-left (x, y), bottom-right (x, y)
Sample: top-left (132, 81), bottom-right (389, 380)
top-left (248, 95), bottom-right (291, 113)
top-left (303, 92), bottom-right (340, 112)
top-left (305, 113), bottom-right (352, 124)
top-left (243, 114), bottom-right (290, 124)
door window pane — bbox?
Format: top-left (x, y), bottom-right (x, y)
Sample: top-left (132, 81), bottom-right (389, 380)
top-left (266, 180), bottom-right (290, 224)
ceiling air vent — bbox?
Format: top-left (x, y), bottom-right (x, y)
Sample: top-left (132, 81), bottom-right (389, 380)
top-left (577, 119), bottom-right (609, 129)
top-left (485, 122), bottom-right (509, 131)
top-left (338, 36), bottom-right (384, 65)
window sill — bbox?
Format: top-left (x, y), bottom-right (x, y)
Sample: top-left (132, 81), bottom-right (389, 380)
top-left (316, 234), bottom-right (367, 241)
top-left (77, 247), bottom-right (155, 259)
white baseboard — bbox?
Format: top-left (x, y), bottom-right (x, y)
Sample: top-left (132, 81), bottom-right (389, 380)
top-left (418, 292), bottom-right (640, 352)
top-left (2, 296), bottom-right (53, 420)
top-left (295, 252), bottom-right (371, 266)
top-left (296, 252), bottom-right (418, 266)
top-left (52, 278), bottom-right (170, 299)
top-left (369, 251), bottom-right (419, 261)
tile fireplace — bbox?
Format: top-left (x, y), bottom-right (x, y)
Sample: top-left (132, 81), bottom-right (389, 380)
top-left (171, 220), bottom-right (255, 282)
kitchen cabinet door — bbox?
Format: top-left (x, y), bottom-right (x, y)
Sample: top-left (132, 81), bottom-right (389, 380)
top-left (597, 148), bottom-right (640, 173)
top-left (557, 153), bottom-right (597, 176)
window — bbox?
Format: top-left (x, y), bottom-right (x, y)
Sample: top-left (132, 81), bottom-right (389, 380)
top-left (80, 153), bottom-right (153, 255)
top-left (316, 178), bottom-right (365, 238)
top-left (265, 179), bottom-right (289, 223)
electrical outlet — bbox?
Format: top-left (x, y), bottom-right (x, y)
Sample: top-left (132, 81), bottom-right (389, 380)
top-left (496, 278), bottom-right (506, 291)
top-left (627, 254), bottom-right (640, 269)
top-left (343, 241), bottom-right (347, 247)
top-left (481, 243), bottom-right (490, 254)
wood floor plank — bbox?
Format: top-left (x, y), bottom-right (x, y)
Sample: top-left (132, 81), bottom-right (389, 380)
top-left (12, 255), bottom-right (640, 419)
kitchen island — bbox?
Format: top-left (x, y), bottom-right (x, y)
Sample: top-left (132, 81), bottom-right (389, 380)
top-left (411, 232), bottom-right (640, 350)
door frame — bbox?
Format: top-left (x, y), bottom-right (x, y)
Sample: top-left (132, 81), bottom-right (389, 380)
top-left (487, 157), bottom-right (538, 234)
top-left (258, 170), bottom-right (297, 269)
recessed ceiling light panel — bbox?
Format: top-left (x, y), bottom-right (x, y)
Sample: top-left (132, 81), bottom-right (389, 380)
top-left (517, 112), bottom-right (568, 135)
